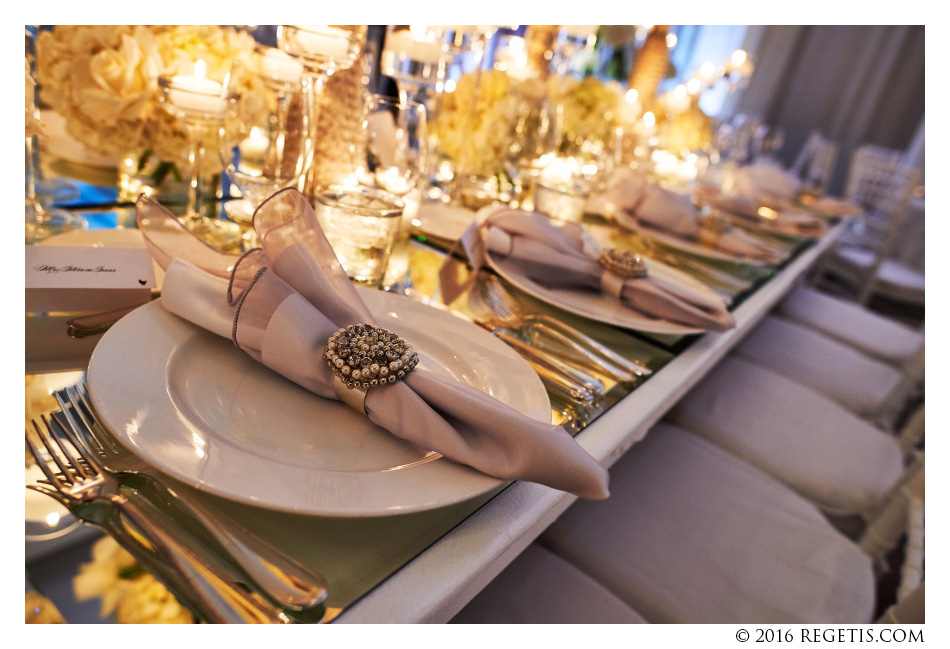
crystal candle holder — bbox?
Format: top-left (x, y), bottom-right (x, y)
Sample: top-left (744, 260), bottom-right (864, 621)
top-left (534, 180), bottom-right (590, 223)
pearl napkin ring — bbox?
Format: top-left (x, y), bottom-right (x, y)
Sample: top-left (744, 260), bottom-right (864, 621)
top-left (324, 324), bottom-right (420, 412)
top-left (597, 249), bottom-right (648, 279)
top-left (698, 211), bottom-right (732, 247)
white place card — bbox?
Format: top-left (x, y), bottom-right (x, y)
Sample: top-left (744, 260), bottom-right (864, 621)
top-left (26, 245), bottom-right (156, 313)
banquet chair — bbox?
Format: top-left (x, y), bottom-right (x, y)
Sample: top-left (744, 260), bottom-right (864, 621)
top-left (664, 355), bottom-right (905, 519)
top-left (450, 543), bottom-right (648, 624)
top-left (732, 314), bottom-right (914, 427)
top-left (815, 147), bottom-right (923, 307)
top-left (790, 130), bottom-right (839, 193)
top-left (539, 422), bottom-right (876, 623)
top-left (860, 459), bottom-right (925, 623)
top-left (777, 285), bottom-right (924, 379)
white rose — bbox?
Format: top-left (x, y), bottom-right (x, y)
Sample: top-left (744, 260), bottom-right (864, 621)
top-left (70, 28), bottom-right (161, 125)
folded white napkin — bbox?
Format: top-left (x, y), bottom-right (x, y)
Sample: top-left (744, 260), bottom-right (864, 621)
top-left (441, 207), bottom-right (735, 331)
top-left (726, 163), bottom-right (802, 202)
top-left (586, 172), bottom-right (784, 263)
top-left (694, 184), bottom-right (828, 238)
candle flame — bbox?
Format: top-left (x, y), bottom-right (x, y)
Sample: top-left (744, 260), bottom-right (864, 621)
top-left (625, 89), bottom-right (639, 105)
top-left (643, 111), bottom-right (656, 128)
top-left (757, 206), bottom-right (778, 220)
top-left (731, 50), bottom-right (748, 67)
top-left (194, 59), bottom-right (207, 79)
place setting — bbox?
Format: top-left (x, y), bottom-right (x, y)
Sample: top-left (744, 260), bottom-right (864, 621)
top-left (24, 23), bottom-right (924, 627)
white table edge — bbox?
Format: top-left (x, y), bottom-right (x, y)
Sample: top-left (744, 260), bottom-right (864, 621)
top-left (334, 222), bottom-right (847, 624)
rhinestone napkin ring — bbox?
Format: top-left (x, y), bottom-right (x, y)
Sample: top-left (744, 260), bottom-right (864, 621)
top-left (597, 248), bottom-right (648, 279)
top-left (698, 211), bottom-right (732, 247)
top-left (324, 324), bottom-right (419, 391)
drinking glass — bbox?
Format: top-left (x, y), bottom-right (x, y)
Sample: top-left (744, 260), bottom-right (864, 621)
top-left (358, 95), bottom-right (428, 200)
top-left (313, 186), bottom-right (404, 287)
top-left (24, 27), bottom-right (86, 243)
top-left (219, 51), bottom-right (311, 227)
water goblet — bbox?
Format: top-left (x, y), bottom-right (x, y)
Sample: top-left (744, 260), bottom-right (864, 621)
top-left (219, 52), bottom-right (311, 229)
top-left (358, 95), bottom-right (428, 200)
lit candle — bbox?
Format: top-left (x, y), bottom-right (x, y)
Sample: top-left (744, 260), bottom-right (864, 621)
top-left (168, 60), bottom-right (226, 116)
top-left (540, 157), bottom-right (580, 185)
top-left (238, 126), bottom-right (269, 168)
top-left (258, 47), bottom-right (304, 84)
top-left (666, 84), bottom-right (691, 114)
top-left (383, 27), bottom-right (444, 64)
top-left (290, 25), bottom-right (351, 59)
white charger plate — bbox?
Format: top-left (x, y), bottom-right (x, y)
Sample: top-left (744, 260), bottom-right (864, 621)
top-left (86, 289), bottom-right (550, 517)
top-left (486, 247), bottom-right (721, 335)
top-left (413, 203), bottom-right (477, 242)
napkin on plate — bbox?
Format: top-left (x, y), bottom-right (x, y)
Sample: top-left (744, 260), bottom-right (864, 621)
top-left (727, 163), bottom-right (802, 202)
top-left (694, 184), bottom-right (828, 238)
top-left (586, 173), bottom-right (784, 263)
top-left (806, 196), bottom-right (864, 218)
top-left (440, 207), bottom-right (735, 332)
top-left (135, 190), bottom-right (609, 501)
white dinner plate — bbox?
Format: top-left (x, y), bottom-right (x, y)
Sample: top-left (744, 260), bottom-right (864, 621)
top-left (413, 203), bottom-right (477, 242)
top-left (86, 290), bottom-right (550, 517)
top-left (633, 223), bottom-right (774, 266)
top-left (486, 246), bottom-right (721, 335)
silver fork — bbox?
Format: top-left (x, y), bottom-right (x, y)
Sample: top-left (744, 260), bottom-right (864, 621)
top-left (468, 277), bottom-right (602, 405)
top-left (25, 415), bottom-right (291, 623)
top-left (479, 276), bottom-right (653, 381)
top-left (54, 386), bottom-right (328, 622)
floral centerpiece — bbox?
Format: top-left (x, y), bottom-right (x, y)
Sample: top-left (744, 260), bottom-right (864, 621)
top-left (434, 69), bottom-right (622, 178)
top-left (36, 26), bottom-right (262, 188)
top-left (73, 536), bottom-right (195, 624)
top-left (548, 74), bottom-right (622, 154)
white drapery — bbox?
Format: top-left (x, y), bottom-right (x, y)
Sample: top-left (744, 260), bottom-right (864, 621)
top-left (735, 25), bottom-right (924, 194)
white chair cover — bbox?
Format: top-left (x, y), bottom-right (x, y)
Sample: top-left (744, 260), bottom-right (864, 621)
top-left (733, 315), bottom-right (904, 418)
top-left (665, 355), bottom-right (904, 517)
top-left (541, 423), bottom-right (875, 623)
top-left (451, 544), bottom-right (648, 624)
top-left (778, 286), bottom-right (923, 367)
top-left (826, 248), bottom-right (925, 306)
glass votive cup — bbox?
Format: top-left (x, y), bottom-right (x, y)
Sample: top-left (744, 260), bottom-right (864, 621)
top-left (313, 186), bottom-right (405, 287)
top-left (457, 174), bottom-right (513, 211)
top-left (534, 180), bottom-right (590, 223)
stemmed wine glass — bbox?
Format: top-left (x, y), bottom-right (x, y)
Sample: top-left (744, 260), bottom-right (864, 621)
top-left (25, 27), bottom-right (86, 244)
top-left (218, 50), bottom-right (312, 230)
top-left (277, 25), bottom-right (362, 198)
top-left (357, 94), bottom-right (428, 200)
top-left (505, 93), bottom-right (560, 207)
top-left (157, 61), bottom-right (243, 250)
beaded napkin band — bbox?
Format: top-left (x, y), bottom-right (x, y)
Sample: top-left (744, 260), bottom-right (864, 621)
top-left (597, 248), bottom-right (648, 298)
top-left (698, 211), bottom-right (732, 248)
top-left (324, 323), bottom-right (419, 412)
